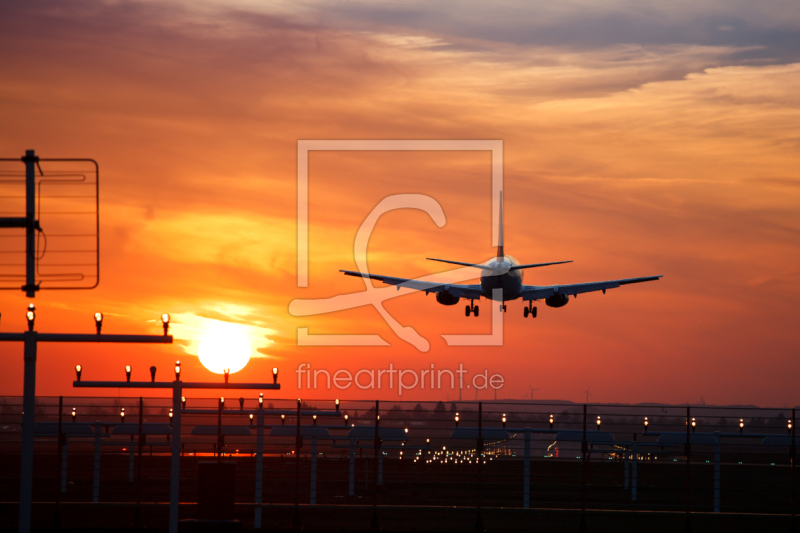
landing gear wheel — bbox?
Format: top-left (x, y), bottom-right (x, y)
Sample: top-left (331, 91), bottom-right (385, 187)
top-left (465, 305), bottom-right (471, 317)
top-left (532, 306), bottom-right (537, 318)
top-left (524, 307), bottom-right (529, 318)
top-left (474, 306), bottom-right (479, 317)
top-left (500, 304), bottom-right (507, 312)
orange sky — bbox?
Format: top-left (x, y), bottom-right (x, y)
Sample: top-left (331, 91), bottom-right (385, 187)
top-left (0, 1), bottom-right (798, 406)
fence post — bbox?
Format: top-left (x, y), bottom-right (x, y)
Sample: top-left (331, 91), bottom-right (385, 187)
top-left (93, 422), bottom-right (101, 502)
top-left (349, 438), bottom-right (355, 496)
top-left (310, 437), bottom-right (318, 505)
top-left (714, 440), bottom-right (720, 513)
top-left (523, 430), bottom-right (530, 508)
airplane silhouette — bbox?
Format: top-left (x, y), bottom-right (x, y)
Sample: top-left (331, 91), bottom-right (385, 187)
top-left (341, 192), bottom-right (662, 318)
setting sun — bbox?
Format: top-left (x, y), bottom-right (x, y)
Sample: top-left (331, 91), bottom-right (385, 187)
top-left (197, 321), bottom-right (252, 375)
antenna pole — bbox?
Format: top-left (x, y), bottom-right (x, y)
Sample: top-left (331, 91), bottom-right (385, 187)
top-left (23, 150), bottom-right (38, 297)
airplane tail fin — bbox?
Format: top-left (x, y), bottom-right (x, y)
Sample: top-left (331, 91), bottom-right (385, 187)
top-left (497, 190), bottom-right (504, 260)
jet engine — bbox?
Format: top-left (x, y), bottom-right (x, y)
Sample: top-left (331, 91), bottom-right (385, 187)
top-left (545, 293), bottom-right (569, 308)
top-left (436, 292), bottom-right (460, 306)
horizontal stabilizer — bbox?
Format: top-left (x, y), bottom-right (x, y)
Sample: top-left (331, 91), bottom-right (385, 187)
top-left (509, 260), bottom-right (573, 271)
top-left (426, 258), bottom-right (495, 271)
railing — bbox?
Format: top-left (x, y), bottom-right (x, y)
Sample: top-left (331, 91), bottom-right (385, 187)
top-left (0, 397), bottom-right (796, 529)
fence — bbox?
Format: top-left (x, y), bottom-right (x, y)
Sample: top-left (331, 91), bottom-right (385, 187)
top-left (0, 397), bottom-right (796, 529)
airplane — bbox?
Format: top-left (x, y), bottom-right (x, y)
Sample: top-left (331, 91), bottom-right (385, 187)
top-left (340, 192), bottom-right (662, 318)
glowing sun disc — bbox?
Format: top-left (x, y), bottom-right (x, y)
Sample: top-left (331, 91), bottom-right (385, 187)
top-left (198, 322), bottom-right (251, 374)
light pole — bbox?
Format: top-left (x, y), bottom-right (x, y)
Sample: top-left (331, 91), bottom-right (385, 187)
top-left (0, 309), bottom-right (172, 533)
top-left (73, 366), bottom-right (280, 533)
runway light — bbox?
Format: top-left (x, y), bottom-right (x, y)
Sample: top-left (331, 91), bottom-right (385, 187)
top-left (175, 361), bottom-right (181, 381)
top-left (313, 414), bottom-right (317, 425)
top-left (120, 408), bottom-right (125, 423)
top-left (789, 420), bottom-right (793, 435)
top-left (502, 414), bottom-right (507, 428)
top-left (224, 368), bottom-right (230, 384)
top-left (239, 397), bottom-right (245, 410)
top-left (455, 414), bottom-right (459, 428)
top-left (169, 409), bottom-right (173, 425)
top-left (691, 417), bottom-right (696, 432)
top-left (335, 398), bottom-right (340, 412)
top-left (249, 414), bottom-right (254, 427)
top-left (71, 408), bottom-right (76, 422)
top-left (219, 397), bottom-right (225, 411)
top-left (549, 414), bottom-right (554, 429)
top-left (644, 417), bottom-right (649, 432)
top-left (75, 365), bottom-right (82, 382)
top-left (596, 416), bottom-right (601, 429)
top-left (281, 414), bottom-right (285, 425)
top-left (740, 419), bottom-right (744, 434)
top-left (94, 312), bottom-right (103, 334)
top-left (405, 428), bottom-right (409, 434)
top-left (149, 366), bottom-right (156, 382)
top-left (426, 438), bottom-right (430, 444)
top-left (258, 393), bottom-right (263, 407)
top-left (161, 313), bottom-right (170, 335)
top-left (343, 414), bottom-right (349, 426)
top-left (26, 309), bottom-right (35, 331)
top-left (181, 396), bottom-right (186, 409)
top-left (272, 367), bottom-right (278, 384)
top-left (125, 365), bottom-right (132, 382)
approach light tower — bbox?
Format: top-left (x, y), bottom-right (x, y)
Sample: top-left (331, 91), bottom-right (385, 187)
top-left (0, 309), bottom-right (173, 533)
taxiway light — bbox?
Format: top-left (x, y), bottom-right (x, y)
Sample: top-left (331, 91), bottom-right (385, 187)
top-left (161, 313), bottom-right (170, 335)
top-left (258, 393), bottom-right (263, 406)
top-left (644, 417), bottom-right (649, 431)
top-left (549, 414), bottom-right (554, 429)
top-left (219, 397), bottom-right (225, 409)
top-left (281, 414), bottom-right (286, 425)
top-left (343, 414), bottom-right (349, 425)
top-left (272, 367), bottom-right (278, 384)
top-left (740, 419), bottom-right (744, 434)
top-left (169, 409), bottom-right (173, 425)
top-left (335, 398), bottom-right (340, 412)
top-left (94, 312), bottom-right (103, 334)
top-left (71, 408), bottom-right (76, 422)
top-left (455, 415), bottom-right (459, 428)
top-left (502, 414), bottom-right (507, 428)
top-left (120, 408), bottom-right (125, 423)
top-left (75, 365), bottom-right (82, 382)
top-left (789, 420), bottom-right (793, 435)
top-left (149, 366), bottom-right (157, 382)
top-left (249, 414), bottom-right (254, 427)
top-left (239, 397), bottom-right (245, 410)
top-left (596, 416), bottom-right (601, 429)
top-left (175, 361), bottom-right (181, 381)
top-left (313, 415), bottom-right (317, 425)
top-left (691, 418), bottom-right (696, 432)
top-left (125, 365), bottom-right (132, 382)
top-left (26, 310), bottom-right (35, 331)
top-left (181, 396), bottom-right (186, 409)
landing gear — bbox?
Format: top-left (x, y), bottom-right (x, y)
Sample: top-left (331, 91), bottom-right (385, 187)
top-left (524, 303), bottom-right (537, 318)
top-left (465, 301), bottom-right (480, 317)
top-left (499, 304), bottom-right (507, 312)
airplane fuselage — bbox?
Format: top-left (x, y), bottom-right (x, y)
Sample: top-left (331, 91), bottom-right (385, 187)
top-left (480, 256), bottom-right (523, 301)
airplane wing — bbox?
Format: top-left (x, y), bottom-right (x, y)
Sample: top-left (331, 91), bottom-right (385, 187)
top-left (520, 275), bottom-right (663, 301)
top-left (340, 270), bottom-right (484, 299)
